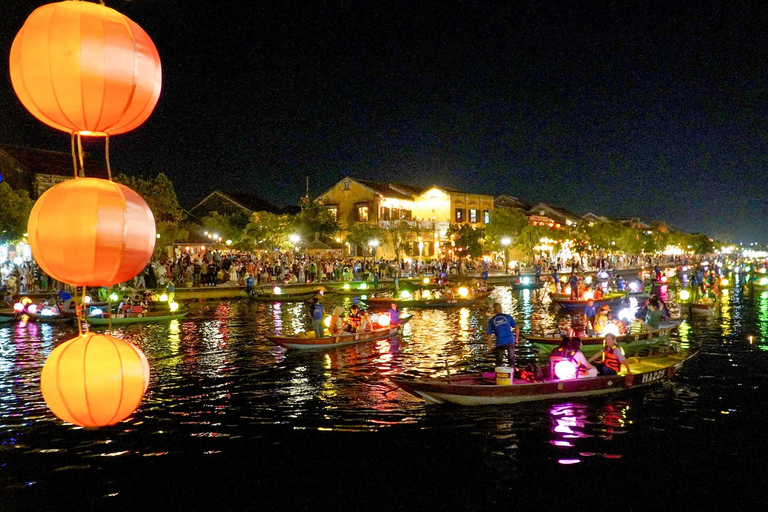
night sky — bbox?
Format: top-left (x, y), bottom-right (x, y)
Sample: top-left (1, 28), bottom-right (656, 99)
top-left (2, 1), bottom-right (768, 243)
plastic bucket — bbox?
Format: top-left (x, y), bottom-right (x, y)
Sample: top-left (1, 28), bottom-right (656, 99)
top-left (495, 366), bottom-right (513, 385)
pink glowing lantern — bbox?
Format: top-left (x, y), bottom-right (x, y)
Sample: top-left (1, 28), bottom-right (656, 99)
top-left (554, 360), bottom-right (577, 380)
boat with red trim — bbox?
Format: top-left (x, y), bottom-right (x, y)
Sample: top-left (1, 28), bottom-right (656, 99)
top-left (391, 349), bottom-right (698, 406)
top-left (267, 317), bottom-right (410, 350)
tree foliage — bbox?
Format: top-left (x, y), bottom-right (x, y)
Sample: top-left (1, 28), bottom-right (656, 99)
top-left (346, 223), bottom-right (385, 256)
top-left (0, 182), bottom-right (33, 244)
top-left (244, 211), bottom-right (292, 252)
top-left (484, 208), bottom-right (529, 250)
top-left (447, 224), bottom-right (485, 259)
top-left (292, 201), bottom-right (339, 241)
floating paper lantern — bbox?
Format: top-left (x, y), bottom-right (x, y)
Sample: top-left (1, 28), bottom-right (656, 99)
top-left (27, 178), bottom-right (156, 286)
top-left (41, 332), bottom-right (150, 427)
top-left (10, 1), bottom-right (162, 136)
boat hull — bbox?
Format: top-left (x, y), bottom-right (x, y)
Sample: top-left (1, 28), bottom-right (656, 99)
top-left (392, 351), bottom-right (697, 406)
top-left (85, 311), bottom-right (189, 325)
top-left (267, 320), bottom-right (408, 350)
top-left (364, 291), bottom-right (492, 308)
top-left (551, 293), bottom-right (628, 310)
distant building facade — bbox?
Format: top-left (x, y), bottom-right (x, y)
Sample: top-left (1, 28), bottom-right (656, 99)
top-left (315, 177), bottom-right (495, 259)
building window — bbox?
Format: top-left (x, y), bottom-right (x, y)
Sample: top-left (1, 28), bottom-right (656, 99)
top-left (357, 205), bottom-right (369, 222)
top-left (483, 210), bottom-right (491, 224)
top-left (455, 208), bottom-right (465, 223)
top-left (344, 179), bottom-right (351, 190)
top-left (402, 210), bottom-right (412, 221)
top-left (326, 207), bottom-right (338, 221)
top-left (380, 207), bottom-right (390, 220)
top-left (391, 208), bottom-right (400, 221)
top-left (469, 209), bottom-right (478, 223)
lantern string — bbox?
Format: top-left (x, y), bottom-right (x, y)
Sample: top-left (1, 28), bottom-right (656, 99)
top-left (76, 133), bottom-right (86, 178)
top-left (70, 133), bottom-right (79, 179)
top-left (105, 135), bottom-right (113, 181)
top-left (107, 287), bottom-right (113, 332)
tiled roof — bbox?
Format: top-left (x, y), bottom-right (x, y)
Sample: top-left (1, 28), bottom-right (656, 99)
top-left (0, 144), bottom-right (109, 179)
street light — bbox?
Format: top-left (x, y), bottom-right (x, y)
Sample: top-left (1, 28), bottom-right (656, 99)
top-left (501, 237), bottom-right (511, 274)
top-left (289, 234), bottom-right (300, 244)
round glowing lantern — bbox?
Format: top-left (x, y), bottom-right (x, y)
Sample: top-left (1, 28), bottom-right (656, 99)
top-left (10, 1), bottom-right (162, 136)
top-left (27, 178), bottom-right (156, 286)
top-left (458, 287), bottom-right (469, 298)
top-left (377, 313), bottom-right (391, 327)
top-left (554, 360), bottom-right (577, 380)
top-left (41, 332), bottom-right (150, 427)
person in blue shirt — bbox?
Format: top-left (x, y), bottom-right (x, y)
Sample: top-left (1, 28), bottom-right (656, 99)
top-left (309, 297), bottom-right (325, 337)
top-left (583, 298), bottom-right (597, 334)
top-left (568, 273), bottom-right (579, 299)
top-left (487, 302), bottom-right (519, 369)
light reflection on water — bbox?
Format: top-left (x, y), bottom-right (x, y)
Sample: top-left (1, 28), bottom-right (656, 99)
top-left (1, 284), bottom-right (767, 507)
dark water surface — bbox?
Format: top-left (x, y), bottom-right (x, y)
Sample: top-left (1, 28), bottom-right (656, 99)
top-left (1, 282), bottom-right (766, 510)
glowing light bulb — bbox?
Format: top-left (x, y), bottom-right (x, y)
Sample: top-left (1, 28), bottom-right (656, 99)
top-left (554, 360), bottom-right (577, 380)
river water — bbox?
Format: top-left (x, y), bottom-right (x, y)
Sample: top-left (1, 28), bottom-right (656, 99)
top-left (1, 278), bottom-right (766, 510)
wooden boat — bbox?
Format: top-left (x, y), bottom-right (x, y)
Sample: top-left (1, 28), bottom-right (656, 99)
top-left (85, 310), bottom-right (190, 325)
top-left (689, 300), bottom-right (715, 315)
top-left (20, 311), bottom-right (77, 324)
top-left (364, 291), bottom-right (493, 308)
top-left (267, 317), bottom-right (410, 350)
top-left (525, 319), bottom-right (683, 356)
top-left (325, 282), bottom-right (392, 295)
top-left (551, 292), bottom-right (627, 310)
top-left (249, 287), bottom-right (322, 302)
top-left (391, 349), bottom-right (698, 406)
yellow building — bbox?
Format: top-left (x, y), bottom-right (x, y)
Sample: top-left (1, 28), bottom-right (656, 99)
top-left (315, 178), bottom-right (494, 259)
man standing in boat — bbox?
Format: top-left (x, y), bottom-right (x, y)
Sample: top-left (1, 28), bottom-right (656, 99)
top-left (310, 297), bottom-right (325, 337)
top-left (487, 302), bottom-right (519, 370)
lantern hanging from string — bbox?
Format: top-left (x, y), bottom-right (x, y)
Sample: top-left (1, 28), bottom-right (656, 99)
top-left (27, 178), bottom-right (156, 286)
top-left (9, 0), bottom-right (162, 137)
top-left (41, 332), bottom-right (150, 427)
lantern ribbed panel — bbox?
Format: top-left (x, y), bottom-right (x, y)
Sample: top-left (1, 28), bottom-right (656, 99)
top-left (27, 178), bottom-right (156, 286)
top-left (9, 1), bottom-right (162, 135)
top-left (41, 333), bottom-right (150, 427)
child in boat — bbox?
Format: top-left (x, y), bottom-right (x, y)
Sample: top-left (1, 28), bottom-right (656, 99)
top-left (357, 309), bottom-right (372, 332)
top-left (567, 337), bottom-right (598, 378)
top-left (344, 304), bottom-right (362, 332)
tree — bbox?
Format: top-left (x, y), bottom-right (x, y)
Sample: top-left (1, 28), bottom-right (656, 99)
top-left (514, 224), bottom-right (548, 265)
top-left (385, 220), bottom-right (415, 264)
top-left (201, 210), bottom-right (251, 248)
top-left (0, 182), bottom-right (33, 244)
top-left (447, 224), bottom-right (485, 260)
top-left (292, 200), bottom-right (339, 241)
top-left (484, 208), bottom-right (529, 250)
top-left (346, 224), bottom-right (385, 258)
top-left (244, 211), bottom-right (292, 253)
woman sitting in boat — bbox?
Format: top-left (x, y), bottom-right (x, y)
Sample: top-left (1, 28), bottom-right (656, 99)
top-left (567, 337), bottom-right (598, 378)
top-left (550, 337), bottom-right (570, 359)
top-left (593, 286), bottom-right (604, 300)
top-left (329, 306), bottom-right (345, 335)
top-left (388, 303), bottom-right (401, 326)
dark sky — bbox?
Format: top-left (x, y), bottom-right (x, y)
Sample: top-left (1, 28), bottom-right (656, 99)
top-left (2, 1), bottom-right (768, 244)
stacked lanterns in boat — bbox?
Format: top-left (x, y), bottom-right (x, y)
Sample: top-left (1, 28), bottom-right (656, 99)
top-left (10, 1), bottom-right (162, 427)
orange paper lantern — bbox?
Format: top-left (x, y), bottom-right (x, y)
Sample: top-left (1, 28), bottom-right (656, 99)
top-left (27, 178), bottom-right (156, 286)
top-left (10, 1), bottom-right (162, 136)
top-left (41, 332), bottom-right (150, 427)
